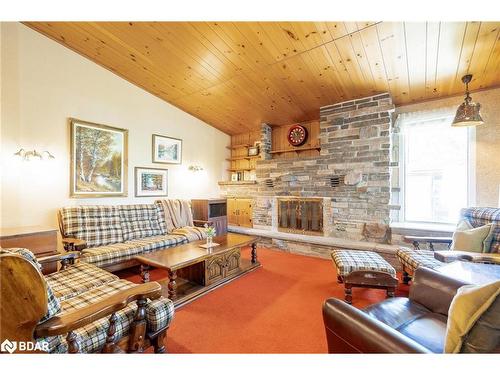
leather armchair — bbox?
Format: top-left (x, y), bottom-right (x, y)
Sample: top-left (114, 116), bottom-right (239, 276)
top-left (322, 267), bottom-right (467, 353)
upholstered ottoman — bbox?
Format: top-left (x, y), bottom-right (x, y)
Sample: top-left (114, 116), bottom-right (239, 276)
top-left (331, 250), bottom-right (398, 304)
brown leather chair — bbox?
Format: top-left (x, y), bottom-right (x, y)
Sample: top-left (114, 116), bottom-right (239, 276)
top-left (322, 267), bottom-right (468, 353)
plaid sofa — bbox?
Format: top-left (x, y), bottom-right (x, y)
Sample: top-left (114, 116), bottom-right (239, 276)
top-left (396, 207), bottom-right (500, 275)
top-left (2, 248), bottom-right (174, 354)
top-left (59, 202), bottom-right (202, 268)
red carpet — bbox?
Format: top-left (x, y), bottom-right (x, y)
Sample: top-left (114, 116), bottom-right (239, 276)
top-left (121, 247), bottom-right (409, 353)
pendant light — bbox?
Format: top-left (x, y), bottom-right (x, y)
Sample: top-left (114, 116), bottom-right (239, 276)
top-left (452, 74), bottom-right (484, 127)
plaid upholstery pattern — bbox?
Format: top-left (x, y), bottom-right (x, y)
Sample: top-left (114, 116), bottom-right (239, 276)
top-left (44, 279), bottom-right (174, 353)
top-left (125, 234), bottom-right (188, 252)
top-left (80, 242), bottom-right (144, 268)
top-left (0, 248), bottom-right (61, 322)
top-left (119, 204), bottom-right (164, 241)
top-left (60, 206), bottom-right (124, 247)
top-left (396, 247), bottom-right (443, 273)
top-left (460, 208), bottom-right (500, 253)
top-left (172, 226), bottom-right (207, 242)
top-left (80, 234), bottom-right (187, 267)
top-left (155, 201), bottom-right (168, 235)
top-left (331, 250), bottom-right (396, 277)
top-left (45, 262), bottom-right (118, 301)
top-left (146, 297), bottom-right (175, 333)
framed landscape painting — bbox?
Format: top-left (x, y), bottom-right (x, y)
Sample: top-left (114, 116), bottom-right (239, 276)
top-left (135, 167), bottom-right (168, 197)
top-left (152, 134), bottom-right (182, 164)
top-left (70, 118), bottom-right (128, 198)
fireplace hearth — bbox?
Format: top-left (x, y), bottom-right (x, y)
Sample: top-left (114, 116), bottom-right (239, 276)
top-left (277, 197), bottom-right (323, 236)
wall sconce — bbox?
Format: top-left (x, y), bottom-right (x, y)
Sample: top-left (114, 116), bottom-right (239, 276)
top-left (188, 165), bottom-right (204, 172)
top-left (14, 148), bottom-right (55, 161)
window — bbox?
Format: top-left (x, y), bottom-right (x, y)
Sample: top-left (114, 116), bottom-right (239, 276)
top-left (398, 108), bottom-right (473, 225)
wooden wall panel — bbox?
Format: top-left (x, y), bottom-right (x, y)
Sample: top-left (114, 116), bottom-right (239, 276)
top-left (25, 21), bottom-right (500, 135)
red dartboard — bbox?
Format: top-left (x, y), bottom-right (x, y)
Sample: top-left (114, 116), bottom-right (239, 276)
top-left (287, 124), bottom-right (308, 146)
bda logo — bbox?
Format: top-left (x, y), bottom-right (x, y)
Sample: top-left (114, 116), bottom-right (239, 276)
top-left (1, 339), bottom-right (17, 354)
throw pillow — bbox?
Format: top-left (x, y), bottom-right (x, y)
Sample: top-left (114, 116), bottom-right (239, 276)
top-left (451, 220), bottom-right (494, 253)
top-left (445, 280), bottom-right (500, 353)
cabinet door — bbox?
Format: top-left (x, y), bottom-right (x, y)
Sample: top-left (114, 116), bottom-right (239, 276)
top-left (205, 254), bottom-right (225, 286)
top-left (238, 199), bottom-right (253, 228)
top-left (224, 249), bottom-right (241, 277)
top-left (227, 198), bottom-right (239, 226)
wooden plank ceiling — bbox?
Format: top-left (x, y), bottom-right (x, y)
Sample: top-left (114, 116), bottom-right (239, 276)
top-left (26, 22), bottom-right (500, 135)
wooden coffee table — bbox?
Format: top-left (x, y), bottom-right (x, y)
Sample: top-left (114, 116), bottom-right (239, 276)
top-left (134, 233), bottom-right (259, 307)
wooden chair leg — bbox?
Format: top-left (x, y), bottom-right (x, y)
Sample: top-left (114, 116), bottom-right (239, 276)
top-left (67, 331), bottom-right (80, 353)
top-left (386, 287), bottom-right (395, 298)
top-left (402, 270), bottom-right (411, 285)
top-left (102, 313), bottom-right (119, 353)
top-left (128, 298), bottom-right (147, 353)
top-left (151, 329), bottom-right (168, 353)
top-left (337, 275), bottom-right (343, 284)
top-left (344, 283), bottom-right (353, 305)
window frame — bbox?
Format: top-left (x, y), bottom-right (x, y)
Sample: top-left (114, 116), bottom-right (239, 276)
top-left (397, 112), bottom-right (476, 226)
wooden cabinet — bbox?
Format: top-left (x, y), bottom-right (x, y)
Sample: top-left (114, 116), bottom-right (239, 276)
top-left (227, 198), bottom-right (253, 228)
top-left (0, 226), bottom-right (59, 274)
top-left (191, 199), bottom-right (228, 235)
top-left (204, 249), bottom-right (241, 285)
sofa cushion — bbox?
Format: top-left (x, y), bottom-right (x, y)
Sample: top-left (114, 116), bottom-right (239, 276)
top-left (0, 248), bottom-right (61, 322)
top-left (396, 247), bottom-right (443, 273)
top-left (397, 313), bottom-right (448, 353)
top-left (460, 208), bottom-right (500, 253)
top-left (43, 279), bottom-right (174, 353)
top-left (80, 242), bottom-right (144, 268)
top-left (45, 262), bottom-right (118, 301)
top-left (125, 234), bottom-right (188, 252)
top-left (445, 280), bottom-right (500, 353)
top-left (364, 297), bottom-right (431, 330)
top-left (119, 204), bottom-right (164, 241)
top-left (60, 206), bottom-right (124, 247)
top-left (451, 220), bottom-right (494, 253)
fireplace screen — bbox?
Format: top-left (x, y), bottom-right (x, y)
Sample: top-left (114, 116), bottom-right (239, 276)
top-left (278, 198), bottom-right (323, 235)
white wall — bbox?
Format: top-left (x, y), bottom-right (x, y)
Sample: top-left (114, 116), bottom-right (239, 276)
top-left (1, 22), bottom-right (230, 228)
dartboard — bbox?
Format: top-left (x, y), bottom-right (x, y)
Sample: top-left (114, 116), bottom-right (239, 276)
top-left (287, 124), bottom-right (308, 146)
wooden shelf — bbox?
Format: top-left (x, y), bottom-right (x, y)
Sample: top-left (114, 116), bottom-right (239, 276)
top-left (226, 144), bottom-right (251, 149)
top-left (225, 156), bottom-right (260, 161)
top-left (227, 168), bottom-right (254, 172)
top-left (270, 146), bottom-right (321, 154)
top-left (218, 180), bottom-right (257, 186)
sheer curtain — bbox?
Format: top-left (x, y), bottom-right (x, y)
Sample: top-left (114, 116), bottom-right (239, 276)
top-left (396, 107), bottom-right (469, 224)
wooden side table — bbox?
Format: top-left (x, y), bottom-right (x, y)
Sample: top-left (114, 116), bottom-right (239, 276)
top-left (0, 226), bottom-right (59, 274)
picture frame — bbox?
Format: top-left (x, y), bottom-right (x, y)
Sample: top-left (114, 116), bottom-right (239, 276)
top-left (152, 134), bottom-right (182, 164)
top-left (70, 118), bottom-right (128, 198)
top-left (134, 167), bottom-right (168, 197)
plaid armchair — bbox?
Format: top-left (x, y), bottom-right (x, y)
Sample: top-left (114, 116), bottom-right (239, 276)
top-left (0, 248), bottom-right (174, 354)
top-left (396, 207), bottom-right (500, 282)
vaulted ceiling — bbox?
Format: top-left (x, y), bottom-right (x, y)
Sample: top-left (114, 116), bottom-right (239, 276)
top-left (26, 22), bottom-right (500, 135)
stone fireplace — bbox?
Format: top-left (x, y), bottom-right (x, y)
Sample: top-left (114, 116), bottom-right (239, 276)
top-left (220, 92), bottom-right (401, 267)
top-left (277, 197), bottom-right (323, 236)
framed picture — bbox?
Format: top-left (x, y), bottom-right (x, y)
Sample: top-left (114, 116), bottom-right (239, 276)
top-left (134, 167), bottom-right (168, 197)
top-left (70, 118), bottom-right (128, 198)
top-left (152, 134), bottom-right (182, 164)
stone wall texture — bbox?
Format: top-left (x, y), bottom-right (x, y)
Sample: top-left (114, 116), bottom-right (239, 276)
top-left (220, 92), bottom-right (398, 242)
